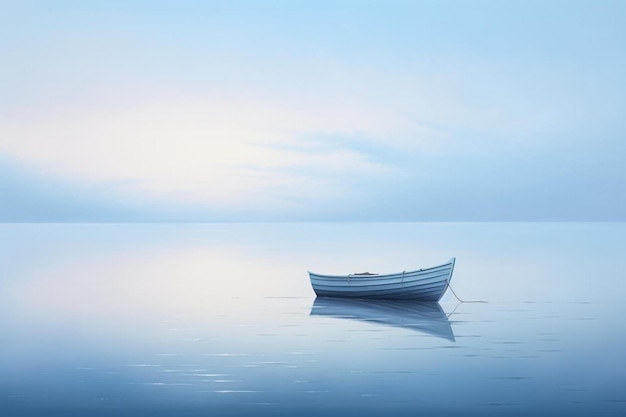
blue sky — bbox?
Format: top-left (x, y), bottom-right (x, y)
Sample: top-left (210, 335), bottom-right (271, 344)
top-left (1, 0), bottom-right (625, 221)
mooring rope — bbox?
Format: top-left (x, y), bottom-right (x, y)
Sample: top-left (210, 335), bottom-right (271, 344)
top-left (447, 282), bottom-right (487, 303)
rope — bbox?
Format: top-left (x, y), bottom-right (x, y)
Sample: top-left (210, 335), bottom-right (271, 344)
top-left (447, 283), bottom-right (487, 303)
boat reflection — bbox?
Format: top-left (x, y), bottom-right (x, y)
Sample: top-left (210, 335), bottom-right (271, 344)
top-left (310, 297), bottom-right (455, 342)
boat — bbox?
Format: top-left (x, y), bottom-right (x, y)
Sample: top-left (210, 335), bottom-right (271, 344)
top-left (310, 297), bottom-right (455, 341)
top-left (308, 258), bottom-right (455, 301)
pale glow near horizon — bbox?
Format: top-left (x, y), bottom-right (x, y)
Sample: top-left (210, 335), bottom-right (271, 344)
top-left (2, 94), bottom-right (406, 206)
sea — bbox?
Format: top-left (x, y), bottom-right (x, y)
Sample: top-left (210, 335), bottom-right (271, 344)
top-left (1, 222), bottom-right (625, 416)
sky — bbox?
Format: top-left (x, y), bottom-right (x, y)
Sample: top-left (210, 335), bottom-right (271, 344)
top-left (1, 0), bottom-right (625, 221)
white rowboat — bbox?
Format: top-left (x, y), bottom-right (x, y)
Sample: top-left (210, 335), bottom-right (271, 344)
top-left (308, 258), bottom-right (455, 301)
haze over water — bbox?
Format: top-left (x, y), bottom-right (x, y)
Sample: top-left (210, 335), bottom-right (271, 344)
top-left (1, 222), bottom-right (625, 416)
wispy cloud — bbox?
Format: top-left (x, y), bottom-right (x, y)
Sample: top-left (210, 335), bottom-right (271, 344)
top-left (1, 1), bottom-right (624, 221)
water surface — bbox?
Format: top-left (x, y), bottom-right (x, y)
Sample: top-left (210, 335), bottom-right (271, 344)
top-left (1, 223), bottom-right (625, 416)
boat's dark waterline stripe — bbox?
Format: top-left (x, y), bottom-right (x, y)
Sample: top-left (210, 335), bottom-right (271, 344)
top-left (314, 283), bottom-right (448, 301)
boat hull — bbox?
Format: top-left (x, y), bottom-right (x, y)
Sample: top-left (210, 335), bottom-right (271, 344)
top-left (308, 258), bottom-right (455, 301)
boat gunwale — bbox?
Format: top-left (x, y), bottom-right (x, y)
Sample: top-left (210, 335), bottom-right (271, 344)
top-left (308, 259), bottom-right (454, 280)
top-left (310, 272), bottom-right (451, 289)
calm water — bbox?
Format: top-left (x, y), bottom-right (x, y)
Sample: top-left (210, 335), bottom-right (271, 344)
top-left (1, 223), bottom-right (625, 416)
